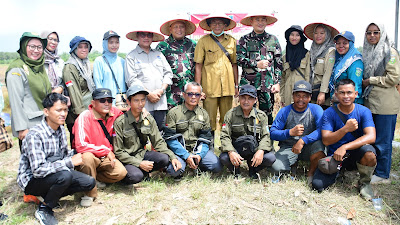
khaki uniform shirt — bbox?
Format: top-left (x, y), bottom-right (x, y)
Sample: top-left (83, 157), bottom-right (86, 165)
top-left (365, 47), bottom-right (400, 114)
top-left (311, 47), bottom-right (335, 106)
top-left (280, 52), bottom-right (311, 105)
top-left (113, 111), bottom-right (176, 167)
top-left (63, 64), bottom-right (92, 125)
top-left (220, 106), bottom-right (271, 152)
top-left (194, 34), bottom-right (237, 98)
top-left (165, 104), bottom-right (211, 151)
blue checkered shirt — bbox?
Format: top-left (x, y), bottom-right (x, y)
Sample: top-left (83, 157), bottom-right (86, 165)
top-left (17, 119), bottom-right (74, 190)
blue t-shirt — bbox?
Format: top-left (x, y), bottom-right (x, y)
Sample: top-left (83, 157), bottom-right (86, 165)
top-left (321, 104), bottom-right (374, 155)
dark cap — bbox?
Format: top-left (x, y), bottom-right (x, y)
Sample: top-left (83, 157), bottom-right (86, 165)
top-left (284, 25), bottom-right (307, 43)
top-left (239, 84), bottom-right (257, 98)
top-left (126, 84), bottom-right (149, 98)
top-left (69, 36), bottom-right (92, 53)
top-left (103, 30), bottom-right (120, 40)
top-left (293, 80), bottom-right (312, 93)
top-left (318, 156), bottom-right (341, 174)
top-left (92, 88), bottom-right (114, 100)
top-left (334, 31), bottom-right (355, 43)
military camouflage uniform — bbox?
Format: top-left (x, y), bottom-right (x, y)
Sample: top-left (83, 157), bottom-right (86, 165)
top-left (237, 31), bottom-right (283, 124)
top-left (156, 36), bottom-right (196, 109)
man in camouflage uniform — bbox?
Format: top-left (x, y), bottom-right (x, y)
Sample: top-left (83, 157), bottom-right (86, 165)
top-left (237, 14), bottom-right (283, 125)
top-left (156, 18), bottom-right (197, 109)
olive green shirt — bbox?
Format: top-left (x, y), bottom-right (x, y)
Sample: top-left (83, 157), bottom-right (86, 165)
top-left (220, 106), bottom-right (271, 153)
top-left (165, 104), bottom-right (211, 151)
top-left (113, 111), bottom-right (176, 167)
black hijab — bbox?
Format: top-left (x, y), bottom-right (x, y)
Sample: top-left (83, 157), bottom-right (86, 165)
top-left (285, 25), bottom-right (308, 71)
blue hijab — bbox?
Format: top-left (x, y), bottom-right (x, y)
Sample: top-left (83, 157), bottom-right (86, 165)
top-left (328, 41), bottom-right (362, 93)
top-left (102, 39), bottom-right (118, 61)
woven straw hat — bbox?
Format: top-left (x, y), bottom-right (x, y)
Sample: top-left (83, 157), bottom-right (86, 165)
top-left (199, 13), bottom-right (236, 31)
top-left (160, 17), bottom-right (196, 36)
top-left (240, 14), bottom-right (277, 26)
top-left (304, 22), bottom-right (339, 40)
top-left (126, 29), bottom-right (165, 42)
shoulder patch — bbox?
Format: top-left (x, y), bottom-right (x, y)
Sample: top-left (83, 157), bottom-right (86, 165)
top-left (65, 80), bottom-right (73, 87)
top-left (198, 114), bottom-right (203, 121)
top-left (143, 119), bottom-right (150, 126)
top-left (355, 68), bottom-right (362, 77)
top-left (389, 56), bottom-right (396, 65)
top-left (329, 57), bottom-right (335, 63)
top-left (11, 72), bottom-right (21, 76)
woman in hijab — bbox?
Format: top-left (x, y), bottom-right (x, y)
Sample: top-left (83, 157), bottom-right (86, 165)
top-left (93, 30), bottom-right (127, 111)
top-left (304, 23), bottom-right (338, 108)
top-left (63, 36), bottom-right (94, 140)
top-left (280, 25), bottom-right (309, 105)
top-left (41, 31), bottom-right (65, 94)
top-left (328, 31), bottom-right (363, 104)
top-left (362, 23), bottom-right (400, 184)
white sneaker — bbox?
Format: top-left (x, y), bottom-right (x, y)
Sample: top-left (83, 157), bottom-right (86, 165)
top-left (371, 175), bottom-right (391, 184)
top-left (80, 195), bottom-right (94, 207)
top-left (96, 181), bottom-right (106, 189)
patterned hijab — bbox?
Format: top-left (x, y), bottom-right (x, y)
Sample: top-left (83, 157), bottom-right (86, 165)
top-left (43, 32), bottom-right (61, 88)
top-left (310, 24), bottom-right (335, 70)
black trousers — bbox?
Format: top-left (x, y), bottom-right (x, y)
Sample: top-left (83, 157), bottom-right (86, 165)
top-left (123, 151), bottom-right (169, 184)
top-left (24, 170), bottom-right (95, 208)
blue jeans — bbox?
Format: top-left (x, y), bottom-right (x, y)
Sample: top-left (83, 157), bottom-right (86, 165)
top-left (373, 114), bottom-right (397, 179)
top-left (166, 150), bottom-right (222, 176)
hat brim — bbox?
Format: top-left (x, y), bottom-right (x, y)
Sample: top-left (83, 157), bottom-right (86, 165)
top-left (199, 15), bottom-right (236, 31)
top-left (160, 19), bottom-right (196, 36)
top-left (239, 93), bottom-right (257, 98)
top-left (93, 96), bottom-right (115, 100)
top-left (104, 34), bottom-right (120, 40)
top-left (69, 40), bottom-right (92, 54)
top-left (126, 31), bottom-right (165, 42)
top-left (304, 22), bottom-right (339, 40)
top-left (240, 15), bottom-right (277, 26)
top-left (127, 90), bottom-right (149, 98)
top-left (333, 33), bottom-right (354, 43)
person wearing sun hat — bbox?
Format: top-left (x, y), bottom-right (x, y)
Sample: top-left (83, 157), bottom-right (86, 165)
top-left (328, 31), bottom-right (364, 104)
top-left (125, 29), bottom-right (173, 130)
top-left (156, 16), bottom-right (197, 110)
top-left (304, 22), bottom-right (339, 108)
top-left (237, 13), bottom-right (282, 126)
top-left (194, 13), bottom-right (238, 134)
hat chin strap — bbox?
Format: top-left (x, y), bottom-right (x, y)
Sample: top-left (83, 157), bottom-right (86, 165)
top-left (211, 30), bottom-right (224, 37)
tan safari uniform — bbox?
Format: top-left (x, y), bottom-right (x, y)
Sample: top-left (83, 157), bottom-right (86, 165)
top-left (220, 106), bottom-right (272, 153)
top-left (280, 52), bottom-right (311, 105)
top-left (113, 111), bottom-right (177, 167)
top-left (311, 47), bottom-right (335, 106)
top-left (364, 47), bottom-right (400, 114)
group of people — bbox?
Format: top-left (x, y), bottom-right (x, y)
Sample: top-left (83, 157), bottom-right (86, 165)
top-left (3, 11), bottom-right (400, 225)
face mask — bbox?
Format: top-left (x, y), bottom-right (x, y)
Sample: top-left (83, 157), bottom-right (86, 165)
top-left (211, 30), bottom-right (225, 37)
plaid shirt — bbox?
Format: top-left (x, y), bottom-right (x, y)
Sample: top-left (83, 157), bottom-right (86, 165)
top-left (17, 119), bottom-right (74, 190)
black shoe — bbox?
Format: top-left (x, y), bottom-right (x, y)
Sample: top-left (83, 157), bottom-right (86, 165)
top-left (0, 213), bottom-right (8, 221)
top-left (35, 204), bottom-right (58, 225)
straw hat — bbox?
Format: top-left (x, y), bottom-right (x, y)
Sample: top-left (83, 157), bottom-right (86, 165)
top-left (240, 14), bottom-right (277, 26)
top-left (126, 30), bottom-right (165, 42)
top-left (304, 22), bottom-right (339, 40)
top-left (160, 17), bottom-right (196, 36)
top-left (199, 13), bottom-right (236, 31)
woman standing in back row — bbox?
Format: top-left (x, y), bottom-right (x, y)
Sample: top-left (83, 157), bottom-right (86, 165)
top-left (304, 22), bottom-right (338, 109)
top-left (362, 23), bottom-right (400, 184)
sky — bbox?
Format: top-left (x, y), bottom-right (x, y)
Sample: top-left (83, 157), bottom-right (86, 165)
top-left (1, 0), bottom-right (399, 54)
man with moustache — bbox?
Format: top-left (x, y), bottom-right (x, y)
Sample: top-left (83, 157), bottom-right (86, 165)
top-left (72, 88), bottom-right (127, 207)
top-left (156, 17), bottom-right (197, 109)
top-left (17, 93), bottom-right (95, 225)
top-left (164, 82), bottom-right (222, 176)
top-left (270, 80), bottom-right (325, 183)
top-left (219, 84), bottom-right (276, 178)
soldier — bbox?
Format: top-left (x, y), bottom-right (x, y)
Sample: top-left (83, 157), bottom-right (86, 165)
top-left (237, 13), bottom-right (282, 125)
top-left (219, 85), bottom-right (276, 178)
top-left (194, 13), bottom-right (239, 134)
top-left (113, 84), bottom-right (182, 184)
top-left (156, 17), bottom-right (197, 109)
top-left (164, 82), bottom-right (222, 176)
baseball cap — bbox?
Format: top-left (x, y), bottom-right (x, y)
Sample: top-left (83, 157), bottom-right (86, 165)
top-left (318, 156), bottom-right (341, 174)
top-left (126, 84), bottom-right (149, 98)
top-left (92, 88), bottom-right (114, 100)
top-left (239, 84), bottom-right (257, 98)
top-left (334, 31), bottom-right (355, 43)
top-left (293, 80), bottom-right (312, 93)
top-left (103, 30), bottom-right (120, 40)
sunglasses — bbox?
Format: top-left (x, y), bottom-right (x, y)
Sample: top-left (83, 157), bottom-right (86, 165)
top-left (186, 92), bottom-right (201, 98)
top-left (366, 31), bottom-right (380, 36)
top-left (98, 98), bottom-right (113, 103)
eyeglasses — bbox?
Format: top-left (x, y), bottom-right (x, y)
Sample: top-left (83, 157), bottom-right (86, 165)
top-left (138, 33), bottom-right (153, 38)
top-left (366, 31), bottom-right (380, 36)
top-left (27, 45), bottom-right (43, 51)
top-left (186, 92), bottom-right (201, 98)
top-left (210, 22), bottom-right (225, 26)
top-left (98, 98), bottom-right (113, 103)
top-left (48, 37), bottom-right (59, 43)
